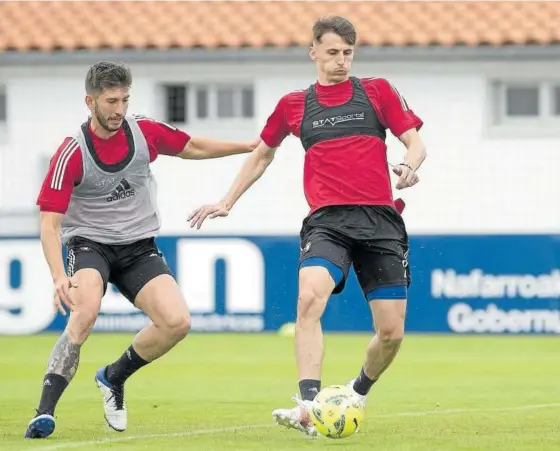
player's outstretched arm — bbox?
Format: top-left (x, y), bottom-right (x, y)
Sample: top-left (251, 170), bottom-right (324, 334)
top-left (188, 141), bottom-right (277, 229)
top-left (392, 128), bottom-right (427, 190)
top-left (40, 212), bottom-right (76, 315)
top-left (187, 92), bottom-right (289, 228)
top-left (177, 136), bottom-right (260, 160)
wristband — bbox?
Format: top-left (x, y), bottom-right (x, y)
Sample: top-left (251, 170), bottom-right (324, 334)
top-left (398, 163), bottom-right (414, 171)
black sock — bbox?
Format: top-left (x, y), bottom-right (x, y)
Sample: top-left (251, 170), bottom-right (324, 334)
top-left (37, 374), bottom-right (69, 416)
top-left (105, 345), bottom-right (149, 387)
top-left (299, 379), bottom-right (321, 401)
top-left (352, 367), bottom-right (377, 396)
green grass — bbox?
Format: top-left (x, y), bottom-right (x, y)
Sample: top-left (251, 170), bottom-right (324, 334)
top-left (0, 334), bottom-right (558, 450)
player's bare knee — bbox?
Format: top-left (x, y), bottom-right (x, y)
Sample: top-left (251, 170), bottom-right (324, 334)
top-left (66, 327), bottom-right (91, 345)
top-left (370, 298), bottom-right (406, 342)
top-left (173, 314), bottom-right (191, 340)
top-left (66, 297), bottom-right (101, 344)
top-left (163, 313), bottom-right (191, 340)
top-left (297, 288), bottom-right (327, 322)
top-left (66, 310), bottom-right (98, 344)
top-left (376, 320), bottom-right (405, 342)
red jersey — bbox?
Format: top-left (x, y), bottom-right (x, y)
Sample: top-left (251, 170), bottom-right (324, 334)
top-left (37, 116), bottom-right (190, 214)
top-left (260, 77), bottom-right (423, 213)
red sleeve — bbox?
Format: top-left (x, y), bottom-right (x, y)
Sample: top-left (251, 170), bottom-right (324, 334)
top-left (36, 137), bottom-right (83, 214)
top-left (260, 95), bottom-right (291, 148)
top-left (136, 117), bottom-right (191, 162)
top-left (366, 78), bottom-right (423, 138)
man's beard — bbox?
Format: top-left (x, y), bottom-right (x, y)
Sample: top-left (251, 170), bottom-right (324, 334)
top-left (94, 103), bottom-right (121, 132)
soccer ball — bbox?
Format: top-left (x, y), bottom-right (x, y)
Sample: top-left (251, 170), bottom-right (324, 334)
top-left (309, 385), bottom-right (365, 439)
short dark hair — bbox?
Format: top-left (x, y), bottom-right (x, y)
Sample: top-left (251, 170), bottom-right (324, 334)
top-left (313, 16), bottom-right (356, 45)
top-left (85, 61), bottom-right (132, 95)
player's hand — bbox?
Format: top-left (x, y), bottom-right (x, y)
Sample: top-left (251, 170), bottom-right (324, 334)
top-left (53, 275), bottom-right (78, 316)
top-left (392, 163), bottom-right (419, 190)
top-left (188, 201), bottom-right (230, 229)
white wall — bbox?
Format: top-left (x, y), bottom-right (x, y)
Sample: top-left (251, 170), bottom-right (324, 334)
top-left (0, 59), bottom-right (559, 235)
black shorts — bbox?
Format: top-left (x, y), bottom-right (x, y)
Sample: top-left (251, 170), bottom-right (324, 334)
top-left (65, 236), bottom-right (174, 303)
top-left (298, 205), bottom-right (410, 298)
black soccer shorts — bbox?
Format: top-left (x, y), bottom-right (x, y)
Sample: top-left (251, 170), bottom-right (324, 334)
top-left (298, 205), bottom-right (410, 300)
top-left (65, 236), bottom-right (174, 303)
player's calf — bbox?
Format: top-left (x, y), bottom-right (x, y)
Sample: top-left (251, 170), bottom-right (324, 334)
top-left (351, 292), bottom-right (407, 398)
top-left (295, 284), bottom-right (327, 396)
top-left (96, 275), bottom-right (190, 431)
top-left (26, 329), bottom-right (86, 438)
top-left (295, 265), bottom-right (336, 403)
top-left (26, 269), bottom-right (103, 438)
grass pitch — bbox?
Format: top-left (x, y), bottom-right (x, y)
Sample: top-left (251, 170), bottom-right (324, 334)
top-left (0, 333), bottom-right (558, 450)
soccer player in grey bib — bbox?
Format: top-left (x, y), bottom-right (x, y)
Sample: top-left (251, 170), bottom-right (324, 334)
top-left (25, 62), bottom-right (259, 439)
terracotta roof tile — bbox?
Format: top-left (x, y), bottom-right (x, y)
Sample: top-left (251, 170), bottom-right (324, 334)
top-left (0, 1), bottom-right (558, 53)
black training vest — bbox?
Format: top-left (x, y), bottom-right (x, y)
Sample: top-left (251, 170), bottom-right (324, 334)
top-left (81, 118), bottom-right (136, 173)
top-left (299, 77), bottom-right (386, 151)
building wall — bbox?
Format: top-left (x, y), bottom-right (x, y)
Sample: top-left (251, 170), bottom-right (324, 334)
top-left (0, 59), bottom-right (559, 235)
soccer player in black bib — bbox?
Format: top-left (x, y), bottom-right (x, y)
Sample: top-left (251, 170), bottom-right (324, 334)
top-left (189, 16), bottom-right (427, 436)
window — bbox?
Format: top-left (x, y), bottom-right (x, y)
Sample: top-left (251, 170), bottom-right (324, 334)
top-left (553, 86), bottom-right (560, 116)
top-left (164, 85), bottom-right (187, 123)
top-left (492, 81), bottom-right (560, 125)
top-left (0, 86), bottom-right (6, 123)
top-left (216, 87), bottom-right (235, 118)
top-left (241, 87), bottom-right (254, 118)
top-left (163, 83), bottom-right (254, 123)
top-left (195, 87), bottom-right (208, 119)
top-left (505, 86), bottom-right (539, 117)
top-left (0, 85), bottom-right (6, 144)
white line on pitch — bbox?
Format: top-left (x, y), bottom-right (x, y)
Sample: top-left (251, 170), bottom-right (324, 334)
top-left (25, 424), bottom-right (272, 451)
top-left (24, 402), bottom-right (560, 451)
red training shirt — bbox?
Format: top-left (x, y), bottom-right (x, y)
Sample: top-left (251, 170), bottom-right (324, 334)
top-left (37, 116), bottom-right (190, 214)
top-left (260, 77), bottom-right (423, 213)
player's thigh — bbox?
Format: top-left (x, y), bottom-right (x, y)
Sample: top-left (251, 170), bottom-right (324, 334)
top-left (299, 227), bottom-right (353, 296)
top-left (353, 239), bottom-right (410, 300)
top-left (353, 243), bottom-right (409, 336)
top-left (135, 274), bottom-right (190, 332)
top-left (111, 241), bottom-right (189, 330)
top-left (353, 205), bottom-right (411, 297)
top-left (65, 239), bottom-right (110, 339)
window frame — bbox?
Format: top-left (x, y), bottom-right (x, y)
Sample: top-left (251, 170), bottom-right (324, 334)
top-left (162, 82), bottom-right (255, 125)
top-left (0, 84), bottom-right (7, 144)
top-left (486, 79), bottom-right (560, 138)
top-left (164, 84), bottom-right (188, 124)
top-left (0, 85), bottom-right (6, 123)
top-left (500, 83), bottom-right (541, 118)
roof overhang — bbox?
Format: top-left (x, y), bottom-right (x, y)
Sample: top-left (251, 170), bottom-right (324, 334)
top-left (1, 45), bottom-right (559, 66)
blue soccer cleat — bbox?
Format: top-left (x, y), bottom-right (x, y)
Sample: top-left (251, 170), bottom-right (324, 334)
top-left (24, 413), bottom-right (55, 439)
